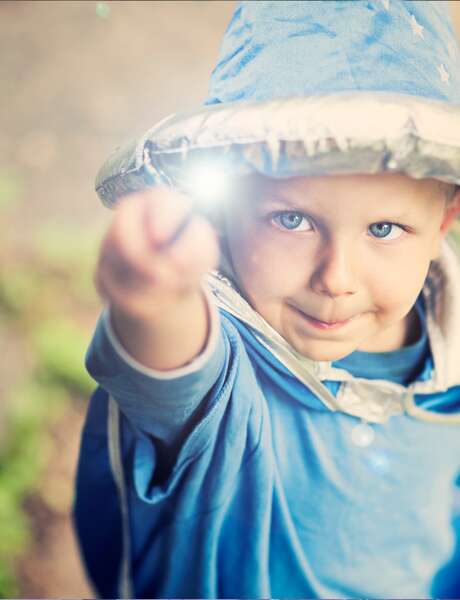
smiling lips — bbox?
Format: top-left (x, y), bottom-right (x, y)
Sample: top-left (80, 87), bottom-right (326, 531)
top-left (290, 305), bottom-right (360, 330)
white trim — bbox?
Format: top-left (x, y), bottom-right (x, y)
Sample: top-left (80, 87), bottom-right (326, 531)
top-left (403, 392), bottom-right (460, 424)
top-left (206, 240), bottom-right (460, 425)
top-left (108, 398), bottom-right (133, 598)
top-left (103, 284), bottom-right (220, 380)
top-left (205, 272), bottom-right (341, 412)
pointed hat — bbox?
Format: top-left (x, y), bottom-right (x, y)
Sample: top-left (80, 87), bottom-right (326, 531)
top-left (96, 1), bottom-right (460, 206)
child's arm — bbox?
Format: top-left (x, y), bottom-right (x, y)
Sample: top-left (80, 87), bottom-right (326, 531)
top-left (95, 187), bottom-right (220, 372)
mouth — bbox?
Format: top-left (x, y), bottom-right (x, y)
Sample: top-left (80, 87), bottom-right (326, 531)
top-left (289, 305), bottom-right (360, 331)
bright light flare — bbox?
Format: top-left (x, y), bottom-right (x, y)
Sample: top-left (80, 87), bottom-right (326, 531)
top-left (183, 161), bottom-right (230, 209)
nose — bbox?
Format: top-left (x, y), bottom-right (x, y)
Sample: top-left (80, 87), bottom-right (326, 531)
top-left (310, 241), bottom-right (358, 298)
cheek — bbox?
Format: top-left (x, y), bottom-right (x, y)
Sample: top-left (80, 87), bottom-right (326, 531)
top-left (366, 245), bottom-right (432, 315)
top-left (231, 237), bottom-right (312, 300)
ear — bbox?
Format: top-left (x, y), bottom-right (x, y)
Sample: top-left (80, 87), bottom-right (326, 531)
top-left (440, 188), bottom-right (460, 235)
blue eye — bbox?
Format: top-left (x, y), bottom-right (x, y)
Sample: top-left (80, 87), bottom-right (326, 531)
top-left (368, 222), bottom-right (404, 240)
top-left (272, 211), bottom-right (312, 231)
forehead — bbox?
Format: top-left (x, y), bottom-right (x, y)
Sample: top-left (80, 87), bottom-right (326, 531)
top-left (232, 172), bottom-right (443, 215)
top-left (241, 172), bottom-right (437, 198)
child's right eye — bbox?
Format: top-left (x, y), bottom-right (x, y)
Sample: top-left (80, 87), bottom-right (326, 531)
top-left (271, 211), bottom-right (313, 232)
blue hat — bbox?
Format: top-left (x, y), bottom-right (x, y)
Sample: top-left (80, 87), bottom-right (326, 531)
top-left (206, 0), bottom-right (460, 105)
top-left (96, 1), bottom-right (460, 206)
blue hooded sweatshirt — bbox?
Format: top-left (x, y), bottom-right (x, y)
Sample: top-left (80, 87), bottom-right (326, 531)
top-left (76, 278), bottom-right (460, 599)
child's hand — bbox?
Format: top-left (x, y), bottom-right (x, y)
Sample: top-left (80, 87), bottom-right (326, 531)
top-left (95, 188), bottom-right (220, 370)
top-left (96, 187), bottom-right (219, 320)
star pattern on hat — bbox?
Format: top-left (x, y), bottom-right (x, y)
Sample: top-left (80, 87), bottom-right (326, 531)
top-left (437, 63), bottom-right (450, 85)
top-left (410, 14), bottom-right (424, 39)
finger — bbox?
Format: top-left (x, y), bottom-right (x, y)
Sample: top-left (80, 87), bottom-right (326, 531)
top-left (140, 187), bottom-right (192, 249)
top-left (163, 214), bottom-right (220, 287)
top-left (103, 194), bottom-right (162, 285)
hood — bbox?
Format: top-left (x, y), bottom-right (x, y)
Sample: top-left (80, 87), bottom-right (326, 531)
top-left (95, 1), bottom-right (460, 208)
top-left (93, 1), bottom-right (460, 424)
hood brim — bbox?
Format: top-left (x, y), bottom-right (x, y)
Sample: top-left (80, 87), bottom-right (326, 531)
top-left (96, 92), bottom-right (460, 208)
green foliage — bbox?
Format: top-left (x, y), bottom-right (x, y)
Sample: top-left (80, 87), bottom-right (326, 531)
top-left (0, 269), bottom-right (42, 318)
top-left (33, 224), bottom-right (100, 264)
top-left (0, 381), bottom-right (63, 597)
top-left (0, 487), bottom-right (30, 558)
top-left (0, 223), bottom-right (100, 596)
top-left (33, 225), bottom-right (101, 305)
top-left (32, 318), bottom-right (94, 395)
top-left (0, 171), bottom-right (22, 209)
top-left (0, 562), bottom-right (19, 599)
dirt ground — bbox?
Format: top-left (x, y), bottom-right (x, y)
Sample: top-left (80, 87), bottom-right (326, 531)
top-left (1, 1), bottom-right (460, 598)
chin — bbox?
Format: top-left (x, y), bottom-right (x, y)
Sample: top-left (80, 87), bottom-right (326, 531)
top-left (291, 339), bottom-right (356, 362)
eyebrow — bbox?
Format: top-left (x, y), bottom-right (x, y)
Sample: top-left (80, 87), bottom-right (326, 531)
top-left (257, 188), bottom-right (306, 209)
top-left (257, 189), bottom-right (416, 222)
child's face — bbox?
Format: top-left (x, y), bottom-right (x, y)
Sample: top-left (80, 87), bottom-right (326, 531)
top-left (224, 173), bottom-right (451, 361)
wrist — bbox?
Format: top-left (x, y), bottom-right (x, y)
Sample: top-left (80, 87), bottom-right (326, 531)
top-left (108, 287), bottom-right (211, 371)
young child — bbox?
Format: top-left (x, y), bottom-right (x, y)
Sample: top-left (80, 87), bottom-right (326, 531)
top-left (75, 1), bottom-right (460, 598)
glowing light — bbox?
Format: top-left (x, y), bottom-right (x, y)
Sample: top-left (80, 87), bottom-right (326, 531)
top-left (351, 422), bottom-right (375, 447)
top-left (183, 161), bottom-right (230, 208)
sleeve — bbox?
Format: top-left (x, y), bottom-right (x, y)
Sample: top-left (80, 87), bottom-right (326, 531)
top-left (79, 308), bottom-right (269, 597)
top-left (85, 287), bottom-right (226, 445)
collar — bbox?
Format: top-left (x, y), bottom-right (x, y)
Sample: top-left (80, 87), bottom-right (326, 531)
top-left (205, 239), bottom-right (460, 424)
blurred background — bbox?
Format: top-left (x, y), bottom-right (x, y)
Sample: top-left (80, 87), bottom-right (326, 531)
top-left (0, 1), bottom-right (459, 597)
